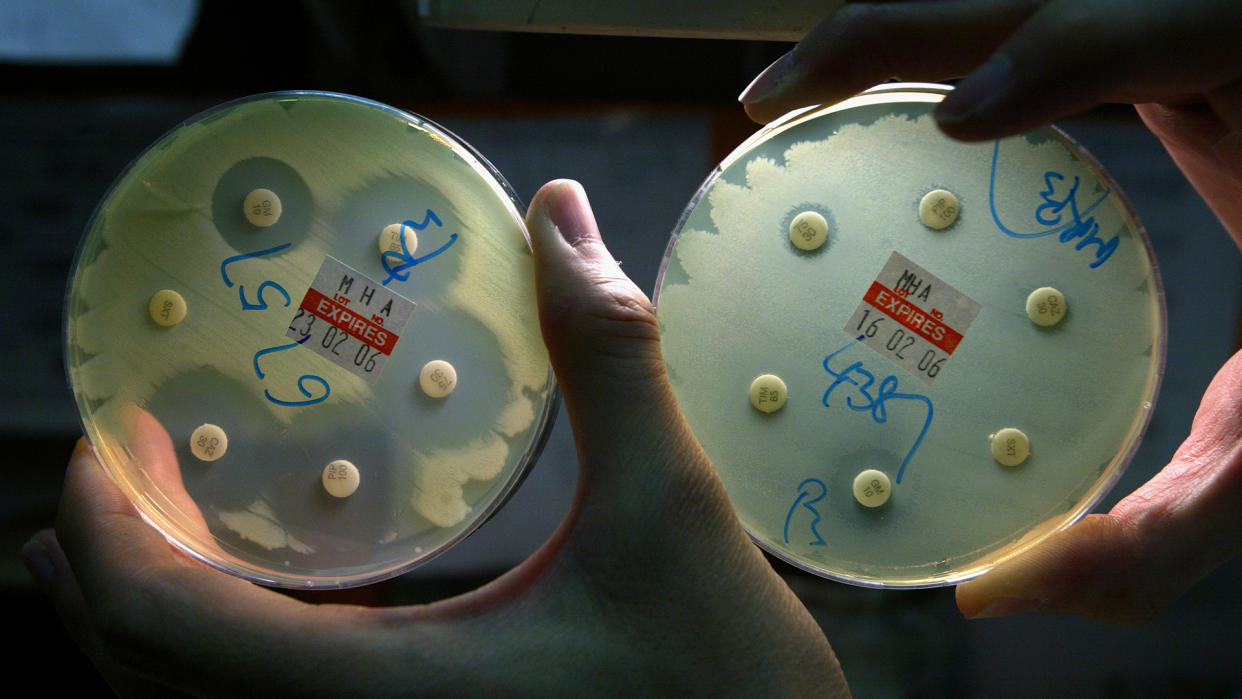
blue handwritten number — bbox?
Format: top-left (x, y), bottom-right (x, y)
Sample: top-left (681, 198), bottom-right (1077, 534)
top-left (1035, 172), bottom-right (1071, 226)
top-left (989, 140), bottom-right (1119, 269)
top-left (264, 376), bottom-right (330, 407)
top-left (239, 280), bottom-right (291, 311)
top-left (251, 336), bottom-right (331, 407)
top-left (784, 478), bottom-right (828, 546)
top-left (253, 335), bottom-right (305, 379)
top-left (222, 244), bottom-right (330, 407)
top-left (822, 337), bottom-right (934, 484)
top-left (380, 210), bottom-right (458, 286)
top-left (220, 243), bottom-right (292, 286)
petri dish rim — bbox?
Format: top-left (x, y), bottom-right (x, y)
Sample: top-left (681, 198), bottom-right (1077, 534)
top-left (653, 83), bottom-right (1166, 589)
top-left (62, 90), bottom-right (560, 589)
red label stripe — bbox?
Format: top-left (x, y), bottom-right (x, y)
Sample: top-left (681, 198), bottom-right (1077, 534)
top-left (862, 281), bottom-right (965, 354)
top-left (300, 287), bottom-right (398, 355)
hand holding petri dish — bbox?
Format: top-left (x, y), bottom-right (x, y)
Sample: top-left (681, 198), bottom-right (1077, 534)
top-left (64, 92), bottom-right (558, 589)
top-left (654, 84), bottom-right (1164, 588)
top-left (65, 85), bottom-right (1163, 591)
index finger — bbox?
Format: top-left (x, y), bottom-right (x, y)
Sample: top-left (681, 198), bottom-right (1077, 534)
top-left (741, 0), bottom-right (1242, 140)
top-left (740, 0), bottom-right (1039, 123)
top-left (957, 348), bottom-right (1242, 623)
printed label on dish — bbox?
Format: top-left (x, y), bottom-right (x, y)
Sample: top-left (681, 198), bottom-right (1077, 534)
top-left (287, 256), bottom-right (416, 384)
top-left (842, 251), bottom-right (981, 383)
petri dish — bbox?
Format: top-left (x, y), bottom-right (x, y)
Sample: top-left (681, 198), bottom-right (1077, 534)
top-left (64, 92), bottom-right (558, 588)
top-left (653, 83), bottom-right (1165, 588)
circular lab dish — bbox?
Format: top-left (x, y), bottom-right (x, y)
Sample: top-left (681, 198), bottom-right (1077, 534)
top-left (653, 83), bottom-right (1165, 588)
top-left (64, 92), bottom-right (558, 589)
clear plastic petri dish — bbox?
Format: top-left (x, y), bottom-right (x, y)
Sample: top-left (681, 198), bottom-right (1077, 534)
top-left (64, 91), bottom-right (558, 588)
top-left (653, 83), bottom-right (1165, 588)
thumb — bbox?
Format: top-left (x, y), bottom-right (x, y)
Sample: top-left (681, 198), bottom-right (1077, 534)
top-left (525, 180), bottom-right (732, 530)
top-left (958, 348), bottom-right (1242, 624)
top-left (955, 514), bottom-right (1157, 624)
top-left (527, 179), bottom-right (665, 405)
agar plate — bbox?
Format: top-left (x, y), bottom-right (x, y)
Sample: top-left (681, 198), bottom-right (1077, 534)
top-left (654, 84), bottom-right (1165, 587)
top-left (64, 92), bottom-right (558, 588)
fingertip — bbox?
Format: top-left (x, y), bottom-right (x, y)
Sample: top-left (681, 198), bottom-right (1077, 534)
top-left (527, 178), bottom-right (580, 221)
top-left (958, 592), bottom-right (1045, 620)
top-left (955, 556), bottom-right (1038, 620)
top-left (738, 51), bottom-right (800, 123)
top-left (933, 56), bottom-right (1011, 122)
top-left (528, 178), bottom-right (609, 252)
top-left (526, 178), bottom-right (654, 370)
top-left (955, 514), bottom-right (1172, 624)
top-left (22, 529), bottom-right (60, 587)
top-left (741, 99), bottom-right (792, 126)
top-left (740, 102), bottom-right (767, 125)
top-left (67, 436), bottom-right (99, 478)
top-left (537, 179), bottom-right (597, 246)
top-left (932, 116), bottom-right (1005, 144)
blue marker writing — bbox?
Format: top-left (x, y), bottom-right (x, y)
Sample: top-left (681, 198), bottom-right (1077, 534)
top-left (783, 478), bottom-right (828, 546)
top-left (989, 140), bottom-right (1119, 269)
top-left (380, 210), bottom-right (458, 286)
top-left (221, 243), bottom-right (331, 408)
top-left (252, 336), bottom-right (330, 407)
top-left (822, 337), bottom-right (934, 484)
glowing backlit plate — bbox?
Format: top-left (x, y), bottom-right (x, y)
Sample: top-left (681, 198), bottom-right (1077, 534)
top-left (654, 84), bottom-right (1165, 588)
top-left (65, 92), bottom-right (557, 588)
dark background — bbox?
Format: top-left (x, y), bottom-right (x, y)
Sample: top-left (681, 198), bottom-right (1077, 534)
top-left (4, 2), bottom-right (1242, 696)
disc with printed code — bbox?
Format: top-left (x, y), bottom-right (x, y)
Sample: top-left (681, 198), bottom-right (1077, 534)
top-left (64, 92), bottom-right (558, 588)
top-left (653, 84), bottom-right (1165, 588)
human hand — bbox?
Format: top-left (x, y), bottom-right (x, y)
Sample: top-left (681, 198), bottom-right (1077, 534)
top-left (739, 0), bottom-right (1242, 623)
top-left (23, 180), bottom-right (848, 696)
top-left (738, 0), bottom-right (1242, 247)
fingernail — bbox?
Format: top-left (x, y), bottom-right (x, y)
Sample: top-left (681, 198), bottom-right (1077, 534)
top-left (739, 50), bottom-right (796, 105)
top-left (545, 180), bottom-right (595, 245)
top-left (968, 596), bottom-right (1044, 619)
top-left (21, 537), bottom-right (54, 586)
top-left (935, 55), bottom-right (1013, 125)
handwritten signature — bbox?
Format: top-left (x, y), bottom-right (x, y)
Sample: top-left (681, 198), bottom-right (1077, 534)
top-left (989, 140), bottom-right (1119, 269)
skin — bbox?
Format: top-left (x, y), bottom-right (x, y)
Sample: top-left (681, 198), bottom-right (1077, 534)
top-left (740, 0), bottom-right (1242, 624)
top-left (24, 181), bottom-right (848, 697)
top-left (24, 2), bottom-right (1242, 692)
